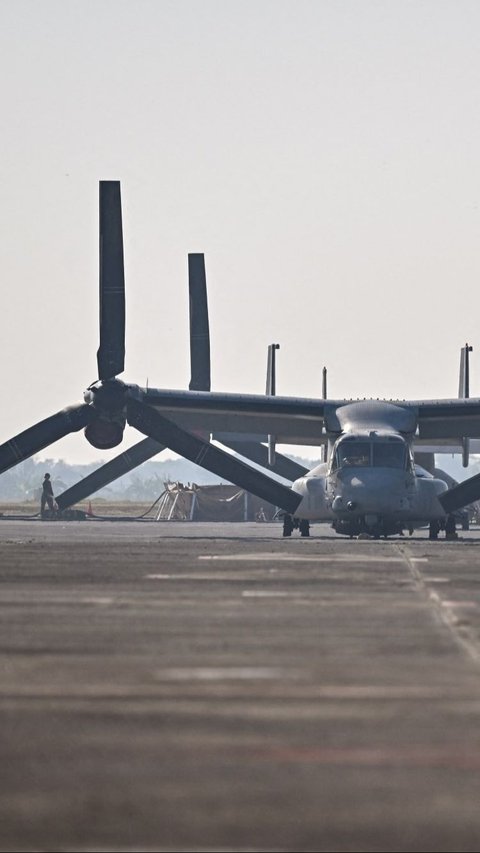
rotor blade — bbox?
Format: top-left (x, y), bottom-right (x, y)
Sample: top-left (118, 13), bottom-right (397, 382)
top-left (220, 439), bottom-right (309, 482)
top-left (126, 398), bottom-right (302, 515)
top-left (0, 404), bottom-right (95, 476)
top-left (56, 437), bottom-right (165, 510)
top-left (97, 181), bottom-right (126, 380)
top-left (188, 253), bottom-right (211, 391)
top-left (438, 472), bottom-right (480, 514)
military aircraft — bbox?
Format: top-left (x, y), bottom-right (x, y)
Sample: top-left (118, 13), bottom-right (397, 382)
top-left (2, 181), bottom-right (480, 539)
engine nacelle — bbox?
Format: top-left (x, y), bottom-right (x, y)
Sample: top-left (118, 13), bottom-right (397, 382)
top-left (84, 419), bottom-right (124, 450)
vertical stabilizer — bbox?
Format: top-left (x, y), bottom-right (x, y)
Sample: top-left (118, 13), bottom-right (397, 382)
top-left (459, 343), bottom-right (473, 467)
top-left (266, 344), bottom-right (280, 466)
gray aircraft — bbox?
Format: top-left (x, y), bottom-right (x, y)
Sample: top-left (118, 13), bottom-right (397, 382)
top-left (1, 181), bottom-right (480, 539)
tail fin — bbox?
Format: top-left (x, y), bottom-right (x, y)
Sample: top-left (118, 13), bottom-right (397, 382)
top-left (459, 343), bottom-right (473, 467)
top-left (266, 344), bottom-right (280, 466)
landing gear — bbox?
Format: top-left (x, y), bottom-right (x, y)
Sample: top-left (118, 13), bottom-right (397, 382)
top-left (282, 515), bottom-right (310, 537)
top-left (445, 514), bottom-right (458, 540)
top-left (429, 517), bottom-right (458, 541)
top-left (299, 519), bottom-right (310, 537)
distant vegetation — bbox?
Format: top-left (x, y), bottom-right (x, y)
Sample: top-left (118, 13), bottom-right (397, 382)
top-left (1, 453), bottom-right (476, 504)
top-left (0, 453), bottom-right (320, 503)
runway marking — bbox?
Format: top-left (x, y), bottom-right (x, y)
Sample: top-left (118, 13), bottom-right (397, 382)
top-left (424, 577), bottom-right (451, 583)
top-left (146, 573), bottom-right (174, 579)
top-left (145, 573), bottom-right (254, 581)
top-left (256, 744), bottom-right (480, 769)
top-left (65, 848), bottom-right (275, 853)
top-left (199, 553), bottom-right (403, 563)
top-left (242, 591), bottom-right (306, 598)
top-left (155, 667), bottom-right (289, 681)
top-left (82, 597), bottom-right (114, 605)
top-left (310, 685), bottom-right (458, 699)
top-left (442, 600), bottom-right (478, 609)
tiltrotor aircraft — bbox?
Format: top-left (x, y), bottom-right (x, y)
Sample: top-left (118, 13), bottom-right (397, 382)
top-left (2, 181), bottom-right (480, 539)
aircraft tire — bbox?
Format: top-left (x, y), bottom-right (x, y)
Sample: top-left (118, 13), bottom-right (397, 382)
top-left (299, 519), bottom-right (310, 537)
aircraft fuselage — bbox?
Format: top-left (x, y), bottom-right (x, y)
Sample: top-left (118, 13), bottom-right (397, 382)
top-left (291, 427), bottom-right (449, 536)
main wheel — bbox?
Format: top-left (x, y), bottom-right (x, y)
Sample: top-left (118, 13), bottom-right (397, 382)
top-left (299, 519), bottom-right (310, 537)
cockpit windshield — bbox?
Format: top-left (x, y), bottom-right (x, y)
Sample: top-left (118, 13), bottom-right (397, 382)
top-left (372, 443), bottom-right (406, 469)
top-left (333, 439), bottom-right (408, 470)
top-left (335, 442), bottom-right (370, 468)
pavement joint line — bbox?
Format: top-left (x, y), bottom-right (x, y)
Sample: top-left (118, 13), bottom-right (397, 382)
top-left (397, 543), bottom-right (480, 666)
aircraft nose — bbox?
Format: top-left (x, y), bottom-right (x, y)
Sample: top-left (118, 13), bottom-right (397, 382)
top-left (332, 470), bottom-right (412, 515)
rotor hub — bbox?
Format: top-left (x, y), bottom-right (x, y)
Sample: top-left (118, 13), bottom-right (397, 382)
top-left (84, 378), bottom-right (127, 414)
top-left (83, 379), bottom-right (127, 449)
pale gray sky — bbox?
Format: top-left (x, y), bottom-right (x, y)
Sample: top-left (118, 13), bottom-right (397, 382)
top-left (2, 0), bottom-right (480, 463)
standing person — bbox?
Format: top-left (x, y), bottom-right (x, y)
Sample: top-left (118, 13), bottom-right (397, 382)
top-left (41, 473), bottom-right (55, 516)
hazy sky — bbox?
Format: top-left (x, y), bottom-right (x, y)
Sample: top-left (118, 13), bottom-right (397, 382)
top-left (2, 0), bottom-right (480, 464)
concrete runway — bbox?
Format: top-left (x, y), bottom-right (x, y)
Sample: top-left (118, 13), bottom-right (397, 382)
top-left (2, 520), bottom-right (480, 852)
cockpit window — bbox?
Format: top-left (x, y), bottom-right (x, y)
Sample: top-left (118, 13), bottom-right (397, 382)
top-left (333, 439), bottom-right (408, 470)
top-left (372, 443), bottom-right (406, 469)
top-left (335, 442), bottom-right (370, 468)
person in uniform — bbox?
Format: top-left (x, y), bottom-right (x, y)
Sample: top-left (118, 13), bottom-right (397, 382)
top-left (41, 473), bottom-right (55, 516)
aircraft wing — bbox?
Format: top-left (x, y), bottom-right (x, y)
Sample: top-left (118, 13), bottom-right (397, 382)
top-left (413, 440), bottom-right (480, 453)
top-left (141, 390), bottom-right (480, 445)
top-left (142, 388), bottom-right (328, 446)
top-left (413, 399), bottom-right (480, 439)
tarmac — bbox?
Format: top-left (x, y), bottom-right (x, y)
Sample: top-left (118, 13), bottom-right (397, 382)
top-left (2, 519), bottom-right (480, 852)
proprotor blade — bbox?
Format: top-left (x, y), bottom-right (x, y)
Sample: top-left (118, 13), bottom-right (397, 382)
top-left (97, 181), bottom-right (126, 380)
top-left (0, 404), bottom-right (95, 476)
top-left (438, 472), bottom-right (480, 515)
top-left (56, 437), bottom-right (164, 510)
top-left (188, 253), bottom-right (211, 391)
top-left (127, 398), bottom-right (302, 515)
top-left (220, 439), bottom-right (309, 481)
